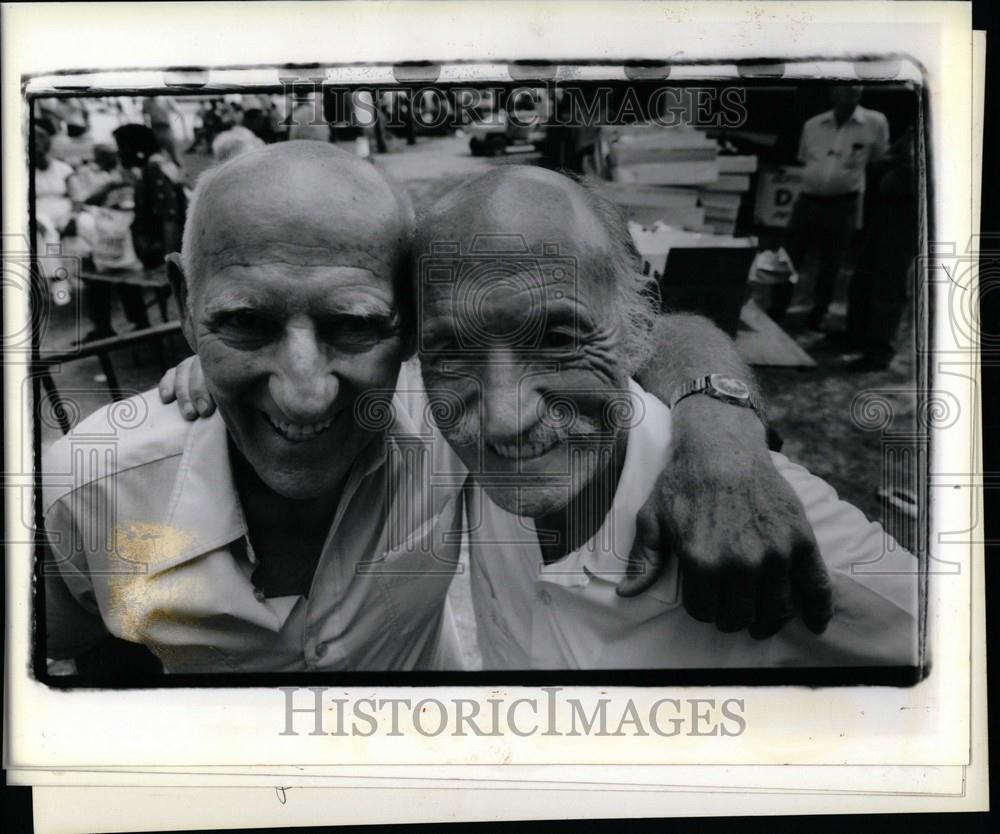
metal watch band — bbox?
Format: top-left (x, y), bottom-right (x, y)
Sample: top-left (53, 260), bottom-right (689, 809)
top-left (668, 374), bottom-right (766, 425)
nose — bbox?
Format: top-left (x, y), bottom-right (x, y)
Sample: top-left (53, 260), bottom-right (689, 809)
top-left (269, 323), bottom-right (340, 422)
top-left (479, 357), bottom-right (542, 441)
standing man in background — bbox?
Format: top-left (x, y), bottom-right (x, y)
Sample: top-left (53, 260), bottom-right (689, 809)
top-left (841, 126), bottom-right (918, 372)
top-left (142, 96), bottom-right (185, 167)
top-left (769, 86), bottom-right (889, 330)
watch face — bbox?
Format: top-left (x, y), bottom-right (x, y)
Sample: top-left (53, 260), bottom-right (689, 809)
top-left (709, 375), bottom-right (750, 401)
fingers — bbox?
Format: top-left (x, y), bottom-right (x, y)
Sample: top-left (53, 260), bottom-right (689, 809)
top-left (616, 514), bottom-right (666, 597)
top-left (790, 534), bottom-right (834, 634)
top-left (168, 356), bottom-right (216, 421)
top-left (748, 551), bottom-right (795, 640)
top-left (188, 359), bottom-right (216, 417)
top-left (616, 542), bottom-right (664, 597)
top-left (715, 561), bottom-right (756, 633)
top-left (681, 560), bottom-right (718, 625)
top-left (157, 367), bottom-right (177, 404)
top-left (173, 359), bottom-right (197, 420)
top-left (617, 502), bottom-right (671, 597)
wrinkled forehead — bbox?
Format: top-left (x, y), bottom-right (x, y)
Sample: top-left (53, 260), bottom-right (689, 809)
top-left (189, 153), bottom-right (406, 286)
top-left (417, 242), bottom-right (617, 339)
top-left (418, 178), bottom-right (612, 297)
top-left (447, 176), bottom-right (607, 255)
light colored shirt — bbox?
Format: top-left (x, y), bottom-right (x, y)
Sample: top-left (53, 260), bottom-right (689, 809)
top-left (797, 105), bottom-right (890, 196)
top-left (50, 133), bottom-right (95, 169)
top-left (43, 374), bottom-right (464, 673)
top-left (34, 158), bottom-right (75, 236)
top-left (67, 162), bottom-right (119, 204)
top-left (142, 97), bottom-right (174, 127)
top-left (468, 381), bottom-right (919, 670)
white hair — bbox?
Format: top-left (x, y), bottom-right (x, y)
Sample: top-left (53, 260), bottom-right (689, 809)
top-left (575, 177), bottom-right (661, 375)
top-left (211, 125), bottom-right (264, 163)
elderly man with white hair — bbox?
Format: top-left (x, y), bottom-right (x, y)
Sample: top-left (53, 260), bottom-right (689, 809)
top-left (43, 143), bottom-right (842, 677)
top-left (411, 166), bottom-right (917, 669)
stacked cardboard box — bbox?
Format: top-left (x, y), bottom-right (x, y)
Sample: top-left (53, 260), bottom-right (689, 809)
top-left (628, 220), bottom-right (756, 278)
top-left (602, 184), bottom-right (706, 230)
top-left (610, 126), bottom-right (720, 189)
top-left (607, 126), bottom-right (758, 236)
top-left (692, 154), bottom-right (759, 234)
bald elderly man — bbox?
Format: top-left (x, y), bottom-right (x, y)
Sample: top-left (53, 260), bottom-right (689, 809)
top-left (44, 142), bottom-right (831, 676)
top-left (410, 167), bottom-right (917, 669)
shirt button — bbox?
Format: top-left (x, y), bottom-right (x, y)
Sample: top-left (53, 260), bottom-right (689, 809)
top-left (253, 588), bottom-right (266, 603)
top-left (315, 641), bottom-right (329, 658)
top-left (538, 589), bottom-right (552, 605)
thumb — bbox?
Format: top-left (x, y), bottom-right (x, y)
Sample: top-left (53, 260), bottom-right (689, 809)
top-left (616, 513), bottom-right (666, 597)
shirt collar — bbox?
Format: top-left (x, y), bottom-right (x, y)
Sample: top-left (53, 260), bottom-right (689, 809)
top-left (821, 105), bottom-right (863, 126)
top-left (150, 412), bottom-right (246, 575)
top-left (153, 410), bottom-right (389, 576)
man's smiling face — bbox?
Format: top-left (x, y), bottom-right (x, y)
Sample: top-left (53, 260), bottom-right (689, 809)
top-left (180, 143), bottom-right (411, 501)
top-left (416, 168), bottom-right (636, 518)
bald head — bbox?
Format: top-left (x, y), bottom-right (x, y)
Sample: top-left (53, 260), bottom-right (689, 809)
top-left (415, 165), bottom-right (656, 374)
top-left (181, 141), bottom-right (413, 291)
top-left (418, 165), bottom-right (614, 262)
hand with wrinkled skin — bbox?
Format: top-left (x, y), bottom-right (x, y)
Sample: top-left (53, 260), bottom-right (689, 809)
top-left (617, 395), bottom-right (833, 638)
top-left (158, 355), bottom-right (215, 420)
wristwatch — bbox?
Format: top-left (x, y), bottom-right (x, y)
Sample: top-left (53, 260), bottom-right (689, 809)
top-left (668, 374), bottom-right (765, 425)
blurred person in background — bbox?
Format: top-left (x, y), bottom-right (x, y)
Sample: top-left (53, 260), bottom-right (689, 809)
top-left (239, 94), bottom-right (279, 144)
top-left (187, 99), bottom-right (227, 154)
top-left (769, 86), bottom-right (889, 330)
top-left (71, 144), bottom-right (151, 342)
top-left (839, 126), bottom-right (919, 372)
top-left (211, 125), bottom-right (265, 163)
top-left (49, 99), bottom-right (95, 168)
top-left (68, 144), bottom-right (123, 206)
top-left (113, 123), bottom-right (187, 272)
top-left (32, 123), bottom-right (75, 247)
top-left (286, 91), bottom-right (331, 143)
top-left (142, 96), bottom-right (185, 166)
top-left (101, 124), bottom-right (188, 331)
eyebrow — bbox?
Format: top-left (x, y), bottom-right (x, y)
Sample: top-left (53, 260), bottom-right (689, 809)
top-left (202, 293), bottom-right (395, 319)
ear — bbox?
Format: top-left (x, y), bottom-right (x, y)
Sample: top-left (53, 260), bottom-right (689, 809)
top-left (165, 252), bottom-right (196, 352)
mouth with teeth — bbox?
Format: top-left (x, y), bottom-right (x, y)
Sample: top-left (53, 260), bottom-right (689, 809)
top-left (262, 411), bottom-right (336, 443)
top-left (487, 436), bottom-right (561, 461)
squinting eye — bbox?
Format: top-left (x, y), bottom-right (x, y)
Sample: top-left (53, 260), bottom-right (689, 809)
top-left (213, 312), bottom-right (280, 345)
top-left (541, 329), bottom-right (576, 351)
top-left (318, 316), bottom-right (396, 353)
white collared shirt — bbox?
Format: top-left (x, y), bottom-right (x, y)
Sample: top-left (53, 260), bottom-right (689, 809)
top-left (467, 381), bottom-right (919, 670)
top-left (43, 369), bottom-right (464, 673)
top-left (797, 105), bottom-right (890, 196)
